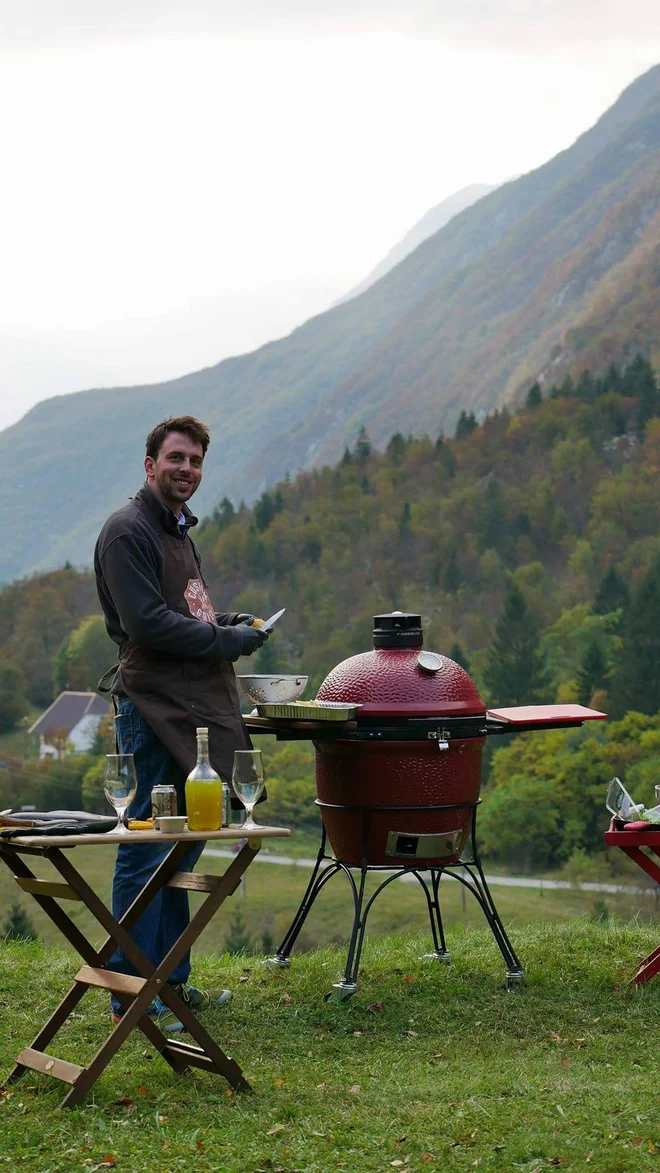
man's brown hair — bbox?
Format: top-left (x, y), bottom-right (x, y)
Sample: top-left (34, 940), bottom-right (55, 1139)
top-left (145, 416), bottom-right (210, 460)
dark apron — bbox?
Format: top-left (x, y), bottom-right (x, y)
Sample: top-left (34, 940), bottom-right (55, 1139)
top-left (109, 501), bottom-right (251, 786)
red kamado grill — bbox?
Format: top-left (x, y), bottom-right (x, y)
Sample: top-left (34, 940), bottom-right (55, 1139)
top-left (248, 612), bottom-right (605, 1000)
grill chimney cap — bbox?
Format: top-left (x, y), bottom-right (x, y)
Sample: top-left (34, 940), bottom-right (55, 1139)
top-left (373, 612), bottom-right (423, 649)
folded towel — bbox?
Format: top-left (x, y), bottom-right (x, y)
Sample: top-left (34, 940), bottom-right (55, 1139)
top-left (0, 810), bottom-right (117, 839)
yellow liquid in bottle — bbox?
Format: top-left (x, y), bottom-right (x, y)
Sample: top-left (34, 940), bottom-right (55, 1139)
top-left (185, 778), bottom-right (222, 831)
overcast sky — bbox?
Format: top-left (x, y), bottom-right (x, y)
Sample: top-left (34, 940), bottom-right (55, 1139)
top-left (0, 1), bottom-right (658, 431)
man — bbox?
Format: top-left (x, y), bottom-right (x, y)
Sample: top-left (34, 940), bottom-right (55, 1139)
top-left (95, 415), bottom-right (268, 1031)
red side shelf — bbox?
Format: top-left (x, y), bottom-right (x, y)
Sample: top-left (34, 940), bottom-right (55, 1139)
top-left (487, 704), bottom-right (607, 727)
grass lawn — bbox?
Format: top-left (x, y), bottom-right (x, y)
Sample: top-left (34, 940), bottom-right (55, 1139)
top-left (1, 922), bottom-right (659, 1172)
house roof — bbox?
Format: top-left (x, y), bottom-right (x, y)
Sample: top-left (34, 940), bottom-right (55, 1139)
top-left (29, 691), bottom-right (110, 737)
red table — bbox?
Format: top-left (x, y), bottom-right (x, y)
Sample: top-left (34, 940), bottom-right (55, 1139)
top-left (605, 821), bottom-right (660, 983)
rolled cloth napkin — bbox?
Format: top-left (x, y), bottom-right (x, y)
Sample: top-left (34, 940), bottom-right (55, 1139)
top-left (0, 811), bottom-right (117, 839)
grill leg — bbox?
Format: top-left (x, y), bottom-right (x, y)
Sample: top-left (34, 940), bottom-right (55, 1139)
top-left (461, 806), bottom-right (524, 985)
top-left (327, 859), bottom-right (368, 1002)
top-left (450, 864), bottom-right (523, 982)
top-left (268, 828), bottom-right (326, 965)
top-left (267, 828), bottom-right (341, 966)
top-left (470, 857), bottom-right (524, 985)
top-left (415, 869), bottom-right (451, 963)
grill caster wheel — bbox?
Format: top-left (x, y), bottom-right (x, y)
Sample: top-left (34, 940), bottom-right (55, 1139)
top-left (325, 981), bottom-right (358, 1003)
top-left (505, 969), bottom-right (525, 991)
top-left (263, 954), bottom-right (291, 969)
top-left (420, 951), bottom-right (451, 964)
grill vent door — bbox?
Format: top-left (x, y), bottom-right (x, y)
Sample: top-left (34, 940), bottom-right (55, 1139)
top-left (386, 830), bottom-right (462, 859)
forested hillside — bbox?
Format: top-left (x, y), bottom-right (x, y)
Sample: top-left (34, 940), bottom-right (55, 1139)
top-left (3, 357), bottom-right (660, 870)
top-left (0, 65), bottom-right (658, 582)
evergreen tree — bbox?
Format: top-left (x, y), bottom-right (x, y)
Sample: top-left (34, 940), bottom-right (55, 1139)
top-left (576, 370), bottom-right (597, 401)
top-left (341, 446), bottom-right (353, 465)
top-left (603, 363), bottom-right (623, 395)
top-left (386, 432), bottom-right (406, 464)
top-left (0, 662), bottom-right (28, 734)
top-left (525, 381), bottom-right (542, 409)
top-left (253, 487), bottom-right (285, 531)
top-left (438, 443), bottom-right (456, 477)
top-left (448, 642), bottom-right (471, 675)
top-left (3, 902), bottom-right (38, 941)
top-left (478, 481), bottom-right (508, 554)
top-left (575, 639), bottom-right (608, 706)
top-left (442, 548), bottom-right (461, 595)
top-left (213, 496), bottom-right (235, 529)
top-left (511, 511), bottom-right (531, 538)
top-left (354, 426), bottom-right (372, 463)
top-left (398, 501), bottom-right (411, 535)
top-left (224, 906), bottom-right (253, 954)
top-left (611, 553), bottom-right (660, 716)
top-left (52, 640), bottom-right (70, 695)
top-left (455, 410), bottom-right (477, 440)
top-left (435, 431), bottom-right (445, 451)
top-left (245, 530), bottom-right (267, 577)
top-left (629, 355), bottom-right (659, 430)
top-left (483, 583), bottom-right (549, 706)
top-left (593, 566), bottom-right (629, 616)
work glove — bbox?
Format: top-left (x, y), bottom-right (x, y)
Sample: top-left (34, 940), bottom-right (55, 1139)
top-left (236, 623), bottom-right (270, 656)
top-left (233, 613), bottom-right (256, 626)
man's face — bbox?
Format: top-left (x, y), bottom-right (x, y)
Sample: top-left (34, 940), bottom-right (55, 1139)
top-left (145, 431), bottom-right (204, 511)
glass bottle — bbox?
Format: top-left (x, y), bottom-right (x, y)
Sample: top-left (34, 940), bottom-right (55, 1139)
top-left (185, 727), bottom-right (223, 831)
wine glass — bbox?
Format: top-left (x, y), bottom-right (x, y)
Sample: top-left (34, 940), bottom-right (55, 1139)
top-left (103, 754), bottom-right (138, 835)
top-left (232, 750), bottom-right (265, 831)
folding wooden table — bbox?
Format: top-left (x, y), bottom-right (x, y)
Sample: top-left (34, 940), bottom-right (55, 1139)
top-left (605, 821), bottom-right (660, 983)
top-left (0, 824), bottom-right (290, 1107)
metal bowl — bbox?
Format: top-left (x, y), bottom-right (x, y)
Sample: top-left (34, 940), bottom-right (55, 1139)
top-left (236, 674), bottom-right (308, 704)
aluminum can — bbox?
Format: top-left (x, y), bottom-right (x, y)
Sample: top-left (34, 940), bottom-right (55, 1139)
top-left (151, 785), bottom-right (178, 821)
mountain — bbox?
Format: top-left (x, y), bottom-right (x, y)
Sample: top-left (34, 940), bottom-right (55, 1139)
top-left (1, 64), bottom-right (659, 583)
top-left (336, 183), bottom-right (497, 303)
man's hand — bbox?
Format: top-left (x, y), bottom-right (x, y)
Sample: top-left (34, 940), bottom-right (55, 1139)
top-left (233, 613), bottom-right (256, 626)
top-left (236, 623), bottom-right (270, 656)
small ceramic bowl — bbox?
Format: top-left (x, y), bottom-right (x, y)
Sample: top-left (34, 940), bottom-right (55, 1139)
top-left (157, 815), bottom-right (187, 833)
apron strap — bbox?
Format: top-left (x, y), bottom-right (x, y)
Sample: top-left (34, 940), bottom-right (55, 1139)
top-left (97, 662), bottom-right (120, 695)
top-left (97, 663), bottom-right (121, 751)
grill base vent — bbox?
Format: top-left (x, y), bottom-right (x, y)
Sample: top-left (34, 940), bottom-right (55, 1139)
top-left (386, 829), bottom-right (463, 859)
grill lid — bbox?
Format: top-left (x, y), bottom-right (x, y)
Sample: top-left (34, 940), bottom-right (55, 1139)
top-left (318, 640), bottom-right (485, 719)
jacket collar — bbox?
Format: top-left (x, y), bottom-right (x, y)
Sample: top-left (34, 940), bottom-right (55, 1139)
top-left (135, 483), bottom-right (199, 535)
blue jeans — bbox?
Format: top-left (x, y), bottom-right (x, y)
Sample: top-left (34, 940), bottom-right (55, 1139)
top-left (108, 698), bottom-right (205, 1014)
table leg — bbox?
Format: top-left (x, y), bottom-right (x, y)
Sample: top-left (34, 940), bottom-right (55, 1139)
top-left (618, 845), bottom-right (660, 886)
top-left (1, 838), bottom-right (261, 1105)
top-left (615, 845), bottom-right (660, 984)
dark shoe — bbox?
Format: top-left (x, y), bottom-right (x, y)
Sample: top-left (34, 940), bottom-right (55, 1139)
top-left (172, 982), bottom-right (232, 1009)
top-left (111, 995), bottom-right (184, 1032)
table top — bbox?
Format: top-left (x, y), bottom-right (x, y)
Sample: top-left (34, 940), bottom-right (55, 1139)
top-left (1, 825), bottom-right (291, 849)
top-left (605, 827), bottom-right (660, 846)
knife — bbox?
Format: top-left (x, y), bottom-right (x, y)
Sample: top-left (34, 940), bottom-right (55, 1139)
top-left (260, 607), bottom-right (286, 632)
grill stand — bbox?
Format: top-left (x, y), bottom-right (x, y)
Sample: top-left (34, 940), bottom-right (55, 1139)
top-left (268, 802), bottom-right (523, 1000)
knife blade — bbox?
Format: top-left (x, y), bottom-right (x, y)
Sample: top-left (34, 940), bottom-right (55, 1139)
top-left (260, 607), bottom-right (286, 632)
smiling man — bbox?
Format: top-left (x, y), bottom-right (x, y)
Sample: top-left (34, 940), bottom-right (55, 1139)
top-left (94, 415), bottom-right (268, 1031)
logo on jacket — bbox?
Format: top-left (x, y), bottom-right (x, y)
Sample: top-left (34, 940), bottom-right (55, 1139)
top-left (184, 579), bottom-right (216, 623)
